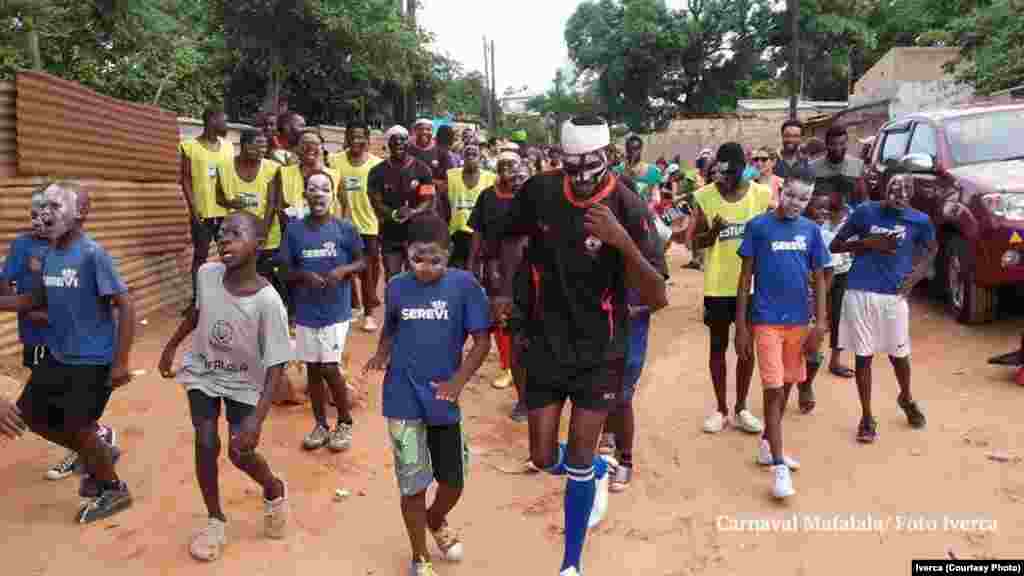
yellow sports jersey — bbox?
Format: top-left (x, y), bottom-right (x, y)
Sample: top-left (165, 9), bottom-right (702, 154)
top-left (694, 181), bottom-right (773, 297)
top-left (329, 152), bottom-right (383, 236)
top-left (181, 138), bottom-right (235, 219)
top-left (279, 164), bottom-right (343, 218)
top-left (218, 159), bottom-right (281, 248)
top-left (446, 168), bottom-right (496, 234)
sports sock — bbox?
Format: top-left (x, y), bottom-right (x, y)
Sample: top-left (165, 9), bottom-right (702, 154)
top-left (543, 443), bottom-right (568, 476)
top-left (561, 463), bottom-right (596, 572)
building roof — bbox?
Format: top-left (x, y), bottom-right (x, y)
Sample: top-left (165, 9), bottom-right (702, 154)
top-left (736, 99), bottom-right (849, 112)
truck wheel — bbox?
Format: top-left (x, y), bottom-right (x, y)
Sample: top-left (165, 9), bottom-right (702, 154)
top-left (947, 234), bottom-right (997, 324)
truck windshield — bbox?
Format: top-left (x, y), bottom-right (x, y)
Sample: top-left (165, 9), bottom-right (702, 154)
top-left (946, 109), bottom-right (1024, 166)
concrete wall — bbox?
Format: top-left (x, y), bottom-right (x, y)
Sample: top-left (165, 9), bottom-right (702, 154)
top-left (891, 79), bottom-right (975, 119)
top-left (639, 110), bottom-right (821, 165)
top-left (853, 47), bottom-right (962, 104)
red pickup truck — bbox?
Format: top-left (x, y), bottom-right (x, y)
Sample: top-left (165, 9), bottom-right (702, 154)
top-left (864, 104), bottom-right (1024, 324)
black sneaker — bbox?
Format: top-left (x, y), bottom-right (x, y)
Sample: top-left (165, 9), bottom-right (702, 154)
top-left (77, 483), bottom-right (132, 524)
top-left (510, 402), bottom-right (527, 423)
top-left (80, 445), bottom-right (122, 498)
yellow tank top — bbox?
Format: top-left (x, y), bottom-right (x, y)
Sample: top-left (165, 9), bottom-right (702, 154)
top-left (218, 159), bottom-right (281, 248)
top-left (695, 181), bottom-right (772, 297)
top-left (329, 152), bottom-right (383, 236)
top-left (446, 168), bottom-right (496, 234)
top-left (279, 164), bottom-right (343, 219)
top-left (181, 138), bottom-right (235, 219)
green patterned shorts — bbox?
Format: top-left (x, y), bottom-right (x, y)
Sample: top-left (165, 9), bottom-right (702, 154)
top-left (387, 419), bottom-right (469, 496)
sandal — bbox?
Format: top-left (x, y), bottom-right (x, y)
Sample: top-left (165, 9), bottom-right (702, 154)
top-left (830, 365), bottom-right (855, 378)
top-left (856, 417), bottom-right (878, 443)
top-left (898, 397), bottom-right (927, 429)
top-left (609, 464), bottom-right (632, 493)
top-left (798, 382), bottom-right (816, 414)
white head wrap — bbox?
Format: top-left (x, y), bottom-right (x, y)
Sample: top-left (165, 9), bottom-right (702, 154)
top-left (561, 117), bottom-right (610, 155)
top-left (385, 125), bottom-right (409, 140)
top-left (497, 151), bottom-right (521, 164)
top-left (413, 118), bottom-right (433, 129)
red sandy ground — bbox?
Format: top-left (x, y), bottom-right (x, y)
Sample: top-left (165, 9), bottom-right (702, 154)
top-left (1, 256), bottom-right (1023, 575)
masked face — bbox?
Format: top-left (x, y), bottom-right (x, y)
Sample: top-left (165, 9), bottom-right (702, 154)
top-left (388, 134), bottom-right (408, 161)
top-left (414, 125), bottom-right (432, 147)
top-left (885, 176), bottom-right (912, 211)
top-left (287, 116), bottom-right (307, 147)
top-left (513, 165), bottom-right (531, 191)
top-left (262, 114), bottom-right (277, 140)
top-left (625, 139), bottom-right (642, 163)
top-left (243, 135), bottom-right (267, 161)
top-left (305, 174), bottom-right (334, 217)
top-left (716, 161), bottom-right (740, 191)
top-left (782, 126), bottom-right (802, 155)
top-left (497, 158), bottom-right (521, 188)
top-left (29, 195), bottom-right (45, 238)
top-left (217, 213), bottom-right (261, 270)
top-left (407, 242), bottom-right (448, 284)
top-left (39, 186), bottom-right (79, 241)
top-left (347, 128), bottom-right (368, 155)
top-left (563, 150), bottom-right (608, 199)
top-left (806, 195), bottom-right (831, 225)
top-left (779, 180), bottom-right (814, 219)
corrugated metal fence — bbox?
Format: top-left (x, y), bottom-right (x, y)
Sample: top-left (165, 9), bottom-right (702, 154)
top-left (0, 72), bottom-right (190, 357)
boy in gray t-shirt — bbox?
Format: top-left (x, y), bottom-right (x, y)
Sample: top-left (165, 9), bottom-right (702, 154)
top-left (159, 211), bottom-right (293, 562)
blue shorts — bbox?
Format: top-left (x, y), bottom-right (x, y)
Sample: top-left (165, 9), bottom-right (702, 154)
top-left (622, 312), bottom-right (650, 402)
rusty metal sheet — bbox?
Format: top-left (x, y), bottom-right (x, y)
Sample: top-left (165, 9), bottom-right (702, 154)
top-left (15, 71), bottom-right (179, 182)
top-left (0, 81), bottom-right (14, 178)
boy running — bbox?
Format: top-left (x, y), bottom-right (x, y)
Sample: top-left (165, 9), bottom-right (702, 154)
top-left (1, 190), bottom-right (119, 481)
top-left (0, 181), bottom-right (136, 523)
top-left (495, 116), bottom-right (668, 576)
top-left (829, 171), bottom-right (937, 443)
top-left (159, 211), bottom-right (292, 561)
top-left (736, 171), bottom-right (828, 498)
top-left (282, 172), bottom-right (365, 452)
top-left (692, 143), bottom-right (772, 434)
top-left (363, 214), bottom-right (491, 576)
top-left (328, 122), bottom-right (384, 332)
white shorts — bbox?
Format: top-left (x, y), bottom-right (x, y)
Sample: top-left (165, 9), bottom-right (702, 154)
top-left (294, 322), bottom-right (350, 363)
top-left (838, 290), bottom-right (910, 358)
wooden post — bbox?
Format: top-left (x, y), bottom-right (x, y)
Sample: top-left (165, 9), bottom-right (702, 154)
top-left (787, 0), bottom-right (799, 120)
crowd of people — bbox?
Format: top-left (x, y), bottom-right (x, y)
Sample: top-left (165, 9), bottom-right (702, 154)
top-left (0, 107), bottom-right (939, 576)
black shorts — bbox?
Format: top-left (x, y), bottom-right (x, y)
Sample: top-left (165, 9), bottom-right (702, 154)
top-left (525, 357), bottom-right (626, 412)
top-left (16, 360), bottom-right (112, 432)
top-left (450, 231), bottom-right (473, 268)
top-left (703, 296), bottom-right (749, 328)
top-left (380, 233), bottom-right (407, 256)
top-left (22, 344), bottom-right (51, 369)
top-left (187, 389), bottom-right (256, 429)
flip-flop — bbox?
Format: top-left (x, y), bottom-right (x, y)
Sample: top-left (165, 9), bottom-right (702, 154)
top-left (830, 365), bottom-right (855, 378)
top-left (856, 418), bottom-right (878, 443)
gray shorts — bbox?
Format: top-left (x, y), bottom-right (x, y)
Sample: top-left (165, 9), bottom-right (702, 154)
top-left (387, 419), bottom-right (469, 497)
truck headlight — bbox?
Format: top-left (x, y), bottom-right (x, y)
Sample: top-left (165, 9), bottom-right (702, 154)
top-left (982, 193), bottom-right (1024, 220)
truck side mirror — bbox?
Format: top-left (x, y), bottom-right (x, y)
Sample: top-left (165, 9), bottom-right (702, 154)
top-left (902, 153), bottom-right (935, 173)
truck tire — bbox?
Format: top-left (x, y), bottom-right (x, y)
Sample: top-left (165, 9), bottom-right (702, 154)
top-left (947, 234), bottom-right (997, 324)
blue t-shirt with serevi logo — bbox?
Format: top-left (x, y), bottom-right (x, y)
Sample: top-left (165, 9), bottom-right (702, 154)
top-left (1, 233), bottom-right (51, 347)
top-left (281, 217), bottom-right (364, 328)
top-left (840, 202), bottom-right (936, 295)
top-left (381, 269), bottom-right (490, 423)
top-left (41, 234), bottom-right (128, 365)
top-left (738, 213), bottom-right (829, 325)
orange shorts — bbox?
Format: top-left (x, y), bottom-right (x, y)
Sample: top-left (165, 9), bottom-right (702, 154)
top-left (753, 325), bottom-right (809, 388)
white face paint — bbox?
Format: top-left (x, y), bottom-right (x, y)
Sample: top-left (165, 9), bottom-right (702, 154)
top-left (563, 150), bottom-right (608, 198)
top-left (305, 174), bottom-right (334, 216)
top-left (30, 193), bottom-right (46, 238)
top-left (885, 176), bottom-right (912, 211)
top-left (40, 185), bottom-right (80, 241)
top-left (780, 180), bottom-right (814, 219)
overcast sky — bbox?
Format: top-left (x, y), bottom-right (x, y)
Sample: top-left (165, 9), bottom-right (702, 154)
top-left (418, 0), bottom-right (691, 97)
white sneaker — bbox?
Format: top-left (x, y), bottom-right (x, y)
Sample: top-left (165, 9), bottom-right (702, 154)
top-left (758, 438), bottom-right (801, 470)
top-left (560, 568), bottom-right (582, 576)
top-left (772, 464), bottom-right (795, 499)
top-left (361, 316), bottom-right (379, 332)
top-left (735, 409), bottom-right (764, 434)
top-left (588, 456), bottom-right (616, 529)
top-left (703, 411), bottom-right (728, 433)
top-left (189, 517), bottom-right (227, 562)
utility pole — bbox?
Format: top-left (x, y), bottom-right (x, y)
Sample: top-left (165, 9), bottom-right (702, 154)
top-left (490, 39), bottom-right (497, 133)
top-left (403, 0), bottom-right (417, 125)
top-left (483, 36), bottom-right (492, 134)
top-left (787, 0), bottom-right (799, 120)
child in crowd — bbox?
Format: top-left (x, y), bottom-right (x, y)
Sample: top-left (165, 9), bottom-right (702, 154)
top-left (282, 172), bottom-right (365, 451)
top-left (736, 170), bottom-right (828, 498)
top-left (364, 214), bottom-right (490, 576)
top-left (159, 211), bottom-right (292, 561)
top-left (796, 194), bottom-right (839, 413)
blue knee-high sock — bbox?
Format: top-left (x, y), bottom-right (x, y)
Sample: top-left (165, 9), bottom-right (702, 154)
top-left (561, 463), bottom-right (596, 572)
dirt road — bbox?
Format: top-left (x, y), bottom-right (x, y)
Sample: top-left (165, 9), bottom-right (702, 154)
top-left (1, 260), bottom-right (1023, 575)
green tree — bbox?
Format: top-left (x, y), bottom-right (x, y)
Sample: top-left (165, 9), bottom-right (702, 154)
top-left (947, 0), bottom-right (1024, 93)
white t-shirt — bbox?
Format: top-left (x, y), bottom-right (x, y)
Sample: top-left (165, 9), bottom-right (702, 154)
top-left (178, 263), bottom-right (293, 406)
top-left (822, 220), bottom-right (853, 275)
